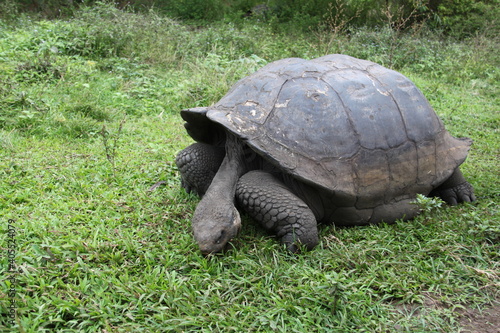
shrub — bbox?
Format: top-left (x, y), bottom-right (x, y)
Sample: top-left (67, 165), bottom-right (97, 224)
top-left (10, 3), bottom-right (179, 61)
top-left (161, 0), bottom-right (225, 20)
top-left (0, 0), bottom-right (20, 22)
top-left (435, 0), bottom-right (500, 38)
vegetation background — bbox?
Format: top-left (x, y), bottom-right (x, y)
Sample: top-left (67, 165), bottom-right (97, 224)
top-left (0, 0), bottom-right (498, 332)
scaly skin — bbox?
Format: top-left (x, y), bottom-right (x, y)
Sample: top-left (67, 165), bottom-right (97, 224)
top-left (175, 143), bottom-right (225, 197)
top-left (430, 168), bottom-right (476, 205)
top-left (236, 171), bottom-right (319, 252)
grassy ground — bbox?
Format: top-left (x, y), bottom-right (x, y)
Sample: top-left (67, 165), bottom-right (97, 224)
top-left (1, 4), bottom-right (499, 332)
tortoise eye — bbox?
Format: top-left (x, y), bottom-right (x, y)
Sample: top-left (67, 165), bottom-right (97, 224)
top-left (215, 230), bottom-right (226, 244)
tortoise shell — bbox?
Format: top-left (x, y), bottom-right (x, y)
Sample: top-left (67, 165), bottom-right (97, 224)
top-left (181, 54), bottom-right (471, 209)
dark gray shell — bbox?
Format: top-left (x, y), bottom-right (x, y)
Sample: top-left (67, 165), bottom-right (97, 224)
top-left (181, 54), bottom-right (471, 207)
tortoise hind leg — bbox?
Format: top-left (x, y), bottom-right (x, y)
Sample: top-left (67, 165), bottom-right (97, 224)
top-left (430, 168), bottom-right (476, 205)
top-left (175, 143), bottom-right (225, 197)
top-left (236, 170), bottom-right (319, 252)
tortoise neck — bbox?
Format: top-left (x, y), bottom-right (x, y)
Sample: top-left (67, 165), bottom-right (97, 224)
top-left (202, 133), bottom-right (246, 201)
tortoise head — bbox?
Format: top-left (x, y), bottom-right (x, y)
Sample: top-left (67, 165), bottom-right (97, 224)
top-left (191, 198), bottom-right (242, 254)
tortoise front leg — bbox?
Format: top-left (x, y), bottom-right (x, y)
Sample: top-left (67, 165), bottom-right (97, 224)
top-left (236, 170), bottom-right (319, 252)
top-left (175, 143), bottom-right (225, 197)
top-left (430, 167), bottom-right (476, 205)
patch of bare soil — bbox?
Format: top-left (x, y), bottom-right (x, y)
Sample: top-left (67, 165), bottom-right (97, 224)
top-left (459, 303), bottom-right (500, 333)
top-left (392, 293), bottom-right (499, 332)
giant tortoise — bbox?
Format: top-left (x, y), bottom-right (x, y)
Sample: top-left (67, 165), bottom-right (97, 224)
top-left (175, 54), bottom-right (475, 254)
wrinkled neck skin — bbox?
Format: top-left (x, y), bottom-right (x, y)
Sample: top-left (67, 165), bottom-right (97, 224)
top-left (192, 133), bottom-right (247, 254)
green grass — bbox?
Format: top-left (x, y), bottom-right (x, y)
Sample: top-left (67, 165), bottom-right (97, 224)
top-left (0, 4), bottom-right (499, 332)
